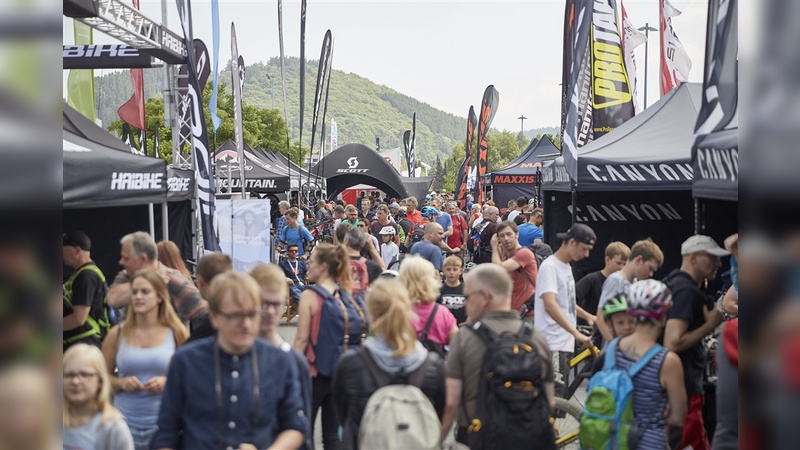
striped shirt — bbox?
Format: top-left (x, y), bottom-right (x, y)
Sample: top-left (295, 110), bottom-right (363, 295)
top-left (614, 345), bottom-right (669, 449)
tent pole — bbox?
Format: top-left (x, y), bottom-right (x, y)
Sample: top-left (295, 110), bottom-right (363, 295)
top-left (162, 202), bottom-right (169, 241)
top-left (149, 203), bottom-right (155, 237)
top-left (571, 186), bottom-right (577, 224)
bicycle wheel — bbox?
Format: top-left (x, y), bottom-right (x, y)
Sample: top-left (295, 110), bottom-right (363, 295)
top-left (553, 397), bottom-right (582, 449)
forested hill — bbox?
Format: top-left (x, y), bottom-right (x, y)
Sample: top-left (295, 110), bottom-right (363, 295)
top-left (94, 57), bottom-right (556, 163)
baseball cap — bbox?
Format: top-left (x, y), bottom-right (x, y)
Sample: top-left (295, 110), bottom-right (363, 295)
top-left (63, 230), bottom-right (91, 251)
top-left (555, 224), bottom-right (596, 246)
top-left (680, 235), bottom-right (731, 257)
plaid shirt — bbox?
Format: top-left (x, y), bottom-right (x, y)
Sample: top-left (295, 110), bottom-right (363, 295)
top-left (275, 215), bottom-right (288, 241)
top-left (113, 263), bottom-right (207, 322)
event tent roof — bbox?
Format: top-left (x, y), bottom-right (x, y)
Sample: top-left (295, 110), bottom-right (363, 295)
top-left (313, 143), bottom-right (432, 200)
top-left (64, 104), bottom-right (168, 209)
top-left (543, 83), bottom-right (710, 192)
top-left (214, 139), bottom-right (289, 193)
top-left (491, 135), bottom-right (560, 182)
top-left (692, 127), bottom-right (738, 202)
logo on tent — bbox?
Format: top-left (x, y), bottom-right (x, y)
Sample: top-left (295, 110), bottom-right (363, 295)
top-left (214, 150), bottom-right (239, 162)
top-left (347, 157), bottom-right (359, 169)
top-left (337, 157), bottom-right (368, 173)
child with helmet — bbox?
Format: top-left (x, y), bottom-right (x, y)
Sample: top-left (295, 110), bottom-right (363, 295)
top-left (378, 226), bottom-right (399, 270)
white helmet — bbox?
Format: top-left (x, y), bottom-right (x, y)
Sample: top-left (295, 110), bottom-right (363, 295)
top-left (627, 279), bottom-right (672, 321)
top-left (379, 226), bottom-right (396, 236)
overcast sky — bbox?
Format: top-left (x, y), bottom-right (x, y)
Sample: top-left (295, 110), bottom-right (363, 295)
top-left (65, 0), bottom-right (709, 132)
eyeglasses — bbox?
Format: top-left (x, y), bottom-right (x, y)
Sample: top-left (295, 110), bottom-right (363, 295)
top-left (261, 301), bottom-right (285, 311)
top-left (64, 371), bottom-right (98, 381)
top-left (217, 310), bottom-right (259, 323)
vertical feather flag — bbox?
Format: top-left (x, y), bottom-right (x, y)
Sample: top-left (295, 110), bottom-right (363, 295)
top-left (140, 128), bottom-right (147, 156)
top-left (67, 20), bottom-right (96, 122)
top-left (694, 0), bottom-right (738, 138)
top-left (118, 0), bottom-right (145, 131)
top-left (591, 0), bottom-right (635, 139)
top-left (455, 106), bottom-right (477, 209)
top-left (473, 86), bottom-right (499, 204)
top-left (209, 0), bottom-right (222, 131)
top-left (660, 0), bottom-right (692, 96)
top-left (562, 0), bottom-right (593, 185)
top-left (317, 37), bottom-right (334, 172)
top-left (176, 0), bottom-right (221, 252)
top-left (409, 113), bottom-right (417, 178)
top-left (277, 0), bottom-right (292, 183)
top-left (621, 1), bottom-right (647, 113)
top-left (330, 119), bottom-right (338, 153)
top-left (153, 124), bottom-right (160, 158)
top-left (231, 23), bottom-right (246, 196)
top-left (299, 0), bottom-right (307, 154)
top-left (308, 30), bottom-right (332, 185)
top-left (403, 130), bottom-right (412, 177)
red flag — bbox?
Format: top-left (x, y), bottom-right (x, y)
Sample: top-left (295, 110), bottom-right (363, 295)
top-left (118, 0), bottom-right (145, 130)
top-left (118, 69), bottom-right (146, 129)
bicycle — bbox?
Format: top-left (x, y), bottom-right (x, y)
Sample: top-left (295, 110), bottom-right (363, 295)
top-left (552, 326), bottom-right (601, 449)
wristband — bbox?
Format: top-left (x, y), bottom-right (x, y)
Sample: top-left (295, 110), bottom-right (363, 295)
top-left (716, 298), bottom-right (737, 321)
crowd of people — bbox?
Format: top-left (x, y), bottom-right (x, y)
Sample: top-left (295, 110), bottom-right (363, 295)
top-left (62, 191), bottom-right (739, 450)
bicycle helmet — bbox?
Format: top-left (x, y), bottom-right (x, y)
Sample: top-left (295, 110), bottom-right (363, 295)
top-left (602, 292), bottom-right (629, 318)
top-left (379, 269), bottom-right (399, 279)
top-left (379, 226), bottom-right (396, 236)
top-left (420, 206), bottom-right (440, 217)
top-left (627, 279), bottom-right (672, 321)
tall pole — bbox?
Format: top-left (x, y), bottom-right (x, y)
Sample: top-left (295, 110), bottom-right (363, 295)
top-left (638, 23), bottom-right (658, 109)
top-left (517, 115), bottom-right (527, 135)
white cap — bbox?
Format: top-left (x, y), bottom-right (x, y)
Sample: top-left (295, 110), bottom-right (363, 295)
top-left (680, 235), bottom-right (731, 257)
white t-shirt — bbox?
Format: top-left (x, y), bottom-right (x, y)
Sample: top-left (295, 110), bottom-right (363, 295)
top-left (381, 242), bottom-right (400, 269)
top-left (596, 271), bottom-right (632, 314)
top-left (508, 210), bottom-right (521, 222)
top-left (534, 256), bottom-right (577, 352)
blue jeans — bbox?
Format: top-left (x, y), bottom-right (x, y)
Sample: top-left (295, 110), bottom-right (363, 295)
top-left (129, 426), bottom-right (157, 450)
top-left (289, 284), bottom-right (305, 305)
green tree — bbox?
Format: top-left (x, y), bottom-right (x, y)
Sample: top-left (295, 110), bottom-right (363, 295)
top-left (442, 143), bottom-right (465, 193)
top-left (486, 130), bottom-right (523, 172)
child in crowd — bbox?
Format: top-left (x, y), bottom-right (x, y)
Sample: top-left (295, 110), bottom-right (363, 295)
top-left (379, 226), bottom-right (399, 270)
top-left (591, 291), bottom-right (645, 376)
top-left (438, 255), bottom-right (467, 325)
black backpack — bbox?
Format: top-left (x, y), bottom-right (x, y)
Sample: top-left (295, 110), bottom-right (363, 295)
top-left (468, 221), bottom-right (491, 258)
top-left (417, 303), bottom-right (446, 358)
top-left (525, 242), bottom-right (554, 270)
top-left (405, 224), bottom-right (426, 252)
top-left (467, 320), bottom-right (555, 450)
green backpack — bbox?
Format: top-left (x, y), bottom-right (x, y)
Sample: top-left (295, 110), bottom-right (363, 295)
top-left (579, 338), bottom-right (664, 449)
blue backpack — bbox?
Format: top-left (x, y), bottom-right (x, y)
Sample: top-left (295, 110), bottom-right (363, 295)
top-left (580, 338), bottom-right (665, 450)
top-left (306, 285), bottom-right (368, 377)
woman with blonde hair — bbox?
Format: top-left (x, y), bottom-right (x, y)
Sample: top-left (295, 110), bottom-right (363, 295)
top-left (63, 343), bottom-right (134, 449)
top-left (156, 240), bottom-right (193, 281)
top-left (101, 269), bottom-right (189, 450)
top-left (294, 243), bottom-right (368, 450)
top-left (332, 278), bottom-right (445, 449)
top-left (399, 255), bottom-right (458, 355)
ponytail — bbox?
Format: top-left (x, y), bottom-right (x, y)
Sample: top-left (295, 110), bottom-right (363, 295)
top-left (367, 279), bottom-right (417, 357)
top-left (336, 244), bottom-right (353, 293)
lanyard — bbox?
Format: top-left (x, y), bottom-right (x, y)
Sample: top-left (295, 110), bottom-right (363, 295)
top-left (289, 260), bottom-right (302, 283)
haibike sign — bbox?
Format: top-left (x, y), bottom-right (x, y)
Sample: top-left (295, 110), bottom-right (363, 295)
top-left (336, 157), bottom-right (368, 173)
top-left (167, 177), bottom-right (191, 192)
top-left (110, 172), bottom-right (163, 191)
top-left (64, 44), bottom-right (141, 58)
top-left (567, 202), bottom-right (683, 222)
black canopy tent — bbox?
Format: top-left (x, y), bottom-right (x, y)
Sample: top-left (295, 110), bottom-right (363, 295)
top-left (214, 139), bottom-right (290, 193)
top-left (692, 127), bottom-right (738, 202)
top-left (313, 143), bottom-right (433, 201)
top-left (489, 135), bottom-right (559, 209)
top-left (541, 83), bottom-right (736, 280)
top-left (63, 103), bottom-right (195, 277)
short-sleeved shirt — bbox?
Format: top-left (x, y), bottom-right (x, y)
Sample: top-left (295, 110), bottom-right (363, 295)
top-left (597, 271), bottom-right (631, 313)
top-left (370, 220), bottom-right (398, 240)
top-left (447, 214), bottom-right (468, 250)
top-left (438, 282), bottom-right (467, 325)
top-left (664, 270), bottom-right (709, 395)
top-left (507, 210), bottom-right (521, 223)
top-left (406, 209), bottom-right (424, 226)
top-left (534, 256), bottom-right (577, 352)
top-left (507, 247), bottom-right (538, 315)
top-left (63, 263), bottom-right (108, 344)
top-left (409, 240), bottom-right (444, 271)
top-left (279, 225), bottom-right (314, 256)
top-left (517, 223), bottom-right (544, 247)
top-left (576, 270), bottom-right (607, 323)
top-left (435, 214), bottom-right (453, 233)
top-left (446, 310), bottom-right (552, 426)
top-left (411, 302), bottom-right (457, 346)
top-left (279, 259), bottom-right (307, 284)
top-left (113, 264), bottom-right (207, 322)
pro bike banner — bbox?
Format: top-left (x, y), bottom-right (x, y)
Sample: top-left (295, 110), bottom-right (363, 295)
top-left (473, 86), bottom-right (499, 204)
top-left (409, 113), bottom-right (417, 178)
top-left (176, 0), bottom-right (221, 253)
top-left (231, 22), bottom-right (246, 196)
top-left (209, 0), bottom-right (222, 131)
top-left (455, 105), bottom-right (477, 209)
top-left (561, 0), bottom-right (593, 185)
top-left (67, 21), bottom-right (96, 121)
top-left (621, 1), bottom-right (647, 113)
top-left (308, 30), bottom-right (332, 184)
top-left (694, 0), bottom-right (738, 138)
top-left (660, 0), bottom-right (692, 96)
top-left (403, 130), bottom-right (412, 177)
top-left (177, 40), bottom-right (211, 152)
top-left (591, 0), bottom-right (635, 139)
